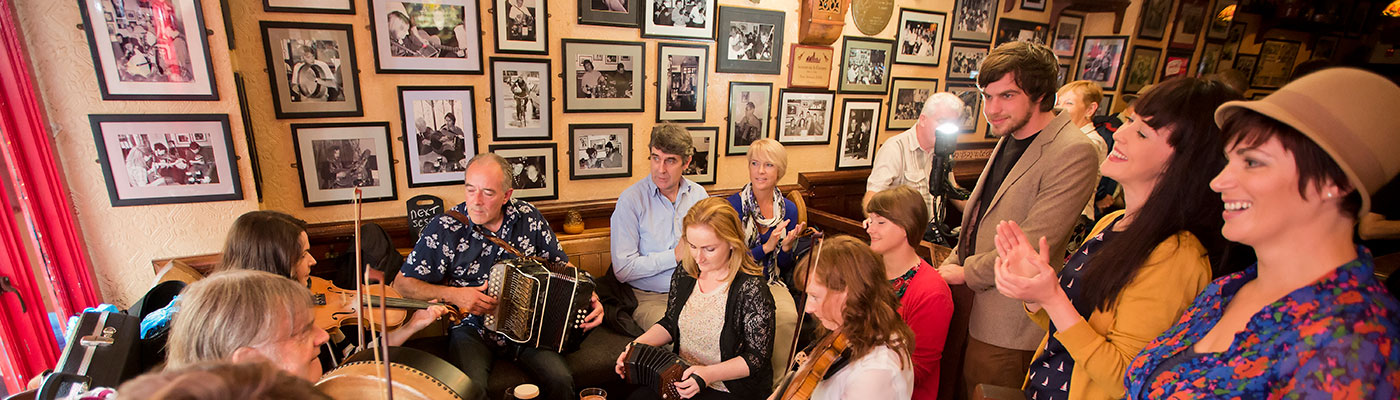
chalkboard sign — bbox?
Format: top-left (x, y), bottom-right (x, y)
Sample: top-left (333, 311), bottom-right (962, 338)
top-left (406, 194), bottom-right (445, 239)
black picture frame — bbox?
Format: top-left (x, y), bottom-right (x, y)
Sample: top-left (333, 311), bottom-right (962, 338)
top-left (397, 85), bottom-right (478, 188)
top-left (291, 122), bottom-right (398, 207)
top-left (726, 81), bottom-right (773, 155)
top-left (233, 73), bottom-right (263, 202)
top-left (1232, 53), bottom-right (1258, 80)
top-left (951, 0), bottom-right (997, 43)
top-left (1077, 35), bottom-right (1128, 91)
top-left (994, 18), bottom-right (1051, 48)
top-left (1021, 0), bottom-right (1046, 11)
top-left (77, 0), bottom-right (219, 100)
top-left (562, 39), bottom-right (646, 113)
top-left (1168, 0), bottom-right (1207, 49)
top-left (490, 142), bottom-right (559, 200)
top-left (1052, 13), bottom-right (1084, 58)
top-left (1136, 0), bottom-right (1173, 41)
top-left (489, 57), bottom-right (553, 141)
top-left (642, 0), bottom-right (717, 40)
top-left (263, 0), bottom-right (354, 14)
top-left (715, 6), bottom-right (785, 74)
top-left (946, 82), bottom-right (983, 133)
top-left (775, 88), bottom-right (835, 146)
top-left (837, 36), bottom-right (895, 94)
top-left (1096, 93), bottom-right (1114, 116)
top-left (90, 113), bottom-right (243, 207)
top-left (1162, 48), bottom-right (1193, 80)
top-left (946, 42), bottom-right (988, 81)
top-left (886, 77), bottom-right (939, 131)
top-left (578, 0), bottom-right (640, 27)
top-left (894, 8), bottom-right (947, 66)
top-left (1206, 0), bottom-right (1235, 40)
top-left (683, 127), bottom-right (719, 185)
top-left (657, 42), bottom-right (709, 122)
top-left (1220, 22), bottom-right (1247, 65)
top-left (568, 123), bottom-right (632, 180)
top-left (367, 0), bottom-right (485, 74)
top-left (1250, 39), bottom-right (1301, 90)
top-left (835, 98), bottom-right (882, 170)
top-left (493, 0), bottom-right (548, 54)
top-left (260, 21), bottom-right (364, 119)
top-left (1123, 45), bottom-right (1162, 94)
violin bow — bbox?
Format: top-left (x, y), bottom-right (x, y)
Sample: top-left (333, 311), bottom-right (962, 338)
top-left (352, 187), bottom-right (395, 400)
top-left (785, 229), bottom-right (824, 371)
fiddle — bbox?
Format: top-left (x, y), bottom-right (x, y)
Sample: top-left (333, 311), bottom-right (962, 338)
top-left (773, 331), bottom-right (851, 400)
top-left (307, 275), bottom-right (462, 332)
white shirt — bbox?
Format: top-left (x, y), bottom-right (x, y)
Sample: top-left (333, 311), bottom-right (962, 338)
top-left (810, 345), bottom-right (913, 400)
top-left (866, 127), bottom-right (936, 218)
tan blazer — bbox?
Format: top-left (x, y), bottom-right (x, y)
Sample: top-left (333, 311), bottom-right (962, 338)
top-left (942, 111), bottom-right (1099, 351)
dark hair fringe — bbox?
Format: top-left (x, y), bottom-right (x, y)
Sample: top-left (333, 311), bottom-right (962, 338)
top-left (1218, 107), bottom-right (1362, 218)
top-left (1073, 77), bottom-right (1240, 316)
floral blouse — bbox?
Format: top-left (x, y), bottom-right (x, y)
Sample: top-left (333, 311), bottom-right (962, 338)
top-left (1125, 247), bottom-right (1400, 399)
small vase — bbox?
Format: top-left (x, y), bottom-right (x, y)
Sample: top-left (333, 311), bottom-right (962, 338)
top-left (563, 210), bottom-right (585, 234)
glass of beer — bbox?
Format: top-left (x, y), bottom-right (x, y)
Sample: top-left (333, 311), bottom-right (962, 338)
top-left (579, 388), bottom-right (607, 400)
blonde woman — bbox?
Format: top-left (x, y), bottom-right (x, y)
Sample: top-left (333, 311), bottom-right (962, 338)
top-left (725, 138), bottom-right (804, 283)
top-left (617, 197), bottom-right (776, 400)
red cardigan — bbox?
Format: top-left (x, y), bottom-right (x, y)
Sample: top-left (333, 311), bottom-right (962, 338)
top-left (897, 259), bottom-right (955, 399)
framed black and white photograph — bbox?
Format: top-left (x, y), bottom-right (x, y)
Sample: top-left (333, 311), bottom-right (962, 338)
top-left (726, 82), bottom-right (772, 155)
top-left (837, 36), bottom-right (894, 94)
top-left (994, 18), bottom-right (1050, 48)
top-left (715, 6), bottom-right (784, 74)
top-left (886, 77), bottom-right (939, 131)
top-left (1220, 22), bottom-right (1247, 64)
top-left (1232, 53), bottom-right (1258, 80)
top-left (1123, 45), bottom-right (1161, 94)
top-left (1251, 39), bottom-right (1300, 90)
top-left (1136, 0), bottom-right (1173, 41)
top-left (78, 0), bottom-right (218, 100)
top-left (835, 99), bottom-right (882, 170)
top-left (260, 21), bottom-right (363, 119)
top-left (398, 86), bottom-right (477, 188)
top-left (894, 9), bottom-right (946, 66)
top-left (1096, 93), bottom-right (1114, 116)
top-left (776, 89), bottom-right (834, 145)
top-left (368, 0), bottom-right (484, 74)
top-left (643, 0), bottom-right (716, 40)
top-left (490, 57), bottom-right (552, 140)
top-left (1206, 0), bottom-right (1235, 40)
top-left (951, 0), bottom-right (997, 43)
top-left (683, 127), bottom-right (718, 185)
top-left (1052, 14), bottom-right (1083, 58)
top-left (489, 143), bottom-right (558, 200)
top-left (579, 0), bottom-right (640, 27)
top-left (494, 0), bottom-right (547, 54)
top-left (1168, 0), bottom-right (1207, 49)
top-left (563, 39), bottom-right (646, 112)
top-left (90, 114), bottom-right (242, 206)
top-left (264, 0), bottom-right (354, 14)
top-left (1021, 0), bottom-right (1046, 11)
top-left (1198, 42), bottom-right (1223, 76)
top-left (292, 122), bottom-right (397, 207)
top-left (1077, 35), bottom-right (1127, 90)
top-left (657, 43), bottom-right (709, 122)
top-left (947, 42), bottom-right (988, 81)
top-left (569, 124), bottom-right (631, 180)
top-left (946, 82), bottom-right (982, 133)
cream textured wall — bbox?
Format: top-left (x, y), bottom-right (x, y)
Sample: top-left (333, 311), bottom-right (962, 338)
top-left (14, 0), bottom-right (258, 307)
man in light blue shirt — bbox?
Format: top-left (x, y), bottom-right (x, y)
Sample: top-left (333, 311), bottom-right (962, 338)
top-left (610, 123), bottom-right (708, 329)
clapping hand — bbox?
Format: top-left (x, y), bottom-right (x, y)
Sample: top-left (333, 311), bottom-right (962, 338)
top-left (992, 220), bottom-right (1061, 306)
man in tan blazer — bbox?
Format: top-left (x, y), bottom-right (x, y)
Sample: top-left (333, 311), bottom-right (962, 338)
top-left (937, 41), bottom-right (1099, 395)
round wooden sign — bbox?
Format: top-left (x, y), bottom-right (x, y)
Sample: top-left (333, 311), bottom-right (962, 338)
top-left (851, 0), bottom-right (894, 36)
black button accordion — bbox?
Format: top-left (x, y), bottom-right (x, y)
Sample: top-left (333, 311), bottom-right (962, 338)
top-left (621, 342), bottom-right (690, 400)
top-left (483, 257), bottom-right (596, 353)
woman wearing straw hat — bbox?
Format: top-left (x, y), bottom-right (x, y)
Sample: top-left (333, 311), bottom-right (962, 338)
top-left (1124, 68), bottom-right (1400, 398)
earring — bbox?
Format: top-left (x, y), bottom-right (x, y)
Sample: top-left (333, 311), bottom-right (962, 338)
top-left (1326, 192), bottom-right (1335, 199)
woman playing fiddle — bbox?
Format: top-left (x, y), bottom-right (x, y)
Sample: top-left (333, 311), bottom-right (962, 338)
top-left (775, 235), bottom-right (916, 400)
top-left (616, 197), bottom-right (776, 400)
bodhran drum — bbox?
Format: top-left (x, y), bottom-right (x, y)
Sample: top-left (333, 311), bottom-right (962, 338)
top-left (293, 63), bottom-right (327, 99)
top-left (316, 347), bottom-right (485, 400)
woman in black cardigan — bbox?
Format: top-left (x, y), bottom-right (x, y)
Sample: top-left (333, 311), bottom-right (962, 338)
top-left (617, 197), bottom-right (777, 399)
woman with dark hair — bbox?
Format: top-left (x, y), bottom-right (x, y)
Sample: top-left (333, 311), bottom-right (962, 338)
top-left (864, 186), bottom-right (952, 399)
top-left (1124, 68), bottom-right (1400, 398)
top-left (774, 235), bottom-right (915, 399)
top-left (617, 197), bottom-right (775, 400)
top-left (219, 211), bottom-right (316, 284)
top-left (992, 77), bottom-right (1238, 399)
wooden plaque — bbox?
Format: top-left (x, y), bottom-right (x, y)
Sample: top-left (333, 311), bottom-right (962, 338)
top-left (799, 0), bottom-right (849, 45)
top-left (788, 44), bottom-right (835, 88)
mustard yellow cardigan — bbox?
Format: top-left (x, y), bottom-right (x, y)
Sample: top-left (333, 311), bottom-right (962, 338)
top-left (1022, 210), bottom-right (1213, 400)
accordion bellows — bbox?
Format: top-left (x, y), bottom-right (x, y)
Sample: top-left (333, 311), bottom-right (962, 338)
top-left (622, 343), bottom-right (690, 400)
top-left (483, 257), bottom-right (596, 353)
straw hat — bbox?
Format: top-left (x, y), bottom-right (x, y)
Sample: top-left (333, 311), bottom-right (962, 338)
top-left (1214, 67), bottom-right (1400, 215)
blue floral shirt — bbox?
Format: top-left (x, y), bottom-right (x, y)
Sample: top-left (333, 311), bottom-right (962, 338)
top-left (1125, 247), bottom-right (1400, 399)
top-left (399, 200), bottom-right (567, 332)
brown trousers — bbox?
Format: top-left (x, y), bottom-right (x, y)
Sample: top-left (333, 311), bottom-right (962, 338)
top-left (963, 337), bottom-right (1035, 399)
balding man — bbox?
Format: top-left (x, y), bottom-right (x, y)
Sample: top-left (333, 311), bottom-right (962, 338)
top-left (395, 153), bottom-right (603, 400)
top-left (864, 92), bottom-right (971, 245)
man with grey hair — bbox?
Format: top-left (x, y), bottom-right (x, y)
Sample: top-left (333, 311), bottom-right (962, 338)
top-left (395, 153), bottom-right (603, 400)
top-left (610, 123), bottom-right (709, 329)
top-left (864, 92), bottom-right (970, 244)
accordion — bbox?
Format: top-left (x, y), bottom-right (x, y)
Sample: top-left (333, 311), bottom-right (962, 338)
top-left (621, 343), bottom-right (690, 400)
top-left (483, 257), bottom-right (596, 353)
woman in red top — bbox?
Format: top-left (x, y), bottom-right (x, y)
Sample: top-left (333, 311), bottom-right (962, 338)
top-left (865, 185), bottom-right (955, 398)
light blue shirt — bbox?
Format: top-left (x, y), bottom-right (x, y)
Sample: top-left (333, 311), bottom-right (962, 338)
top-left (610, 176), bottom-right (707, 292)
